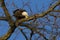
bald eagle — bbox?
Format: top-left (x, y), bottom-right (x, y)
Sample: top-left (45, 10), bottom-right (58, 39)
top-left (13, 9), bottom-right (28, 20)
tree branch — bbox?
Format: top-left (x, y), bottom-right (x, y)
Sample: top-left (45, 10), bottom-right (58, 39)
top-left (19, 28), bottom-right (28, 40)
top-left (0, 0), bottom-right (17, 40)
top-left (49, 13), bottom-right (60, 17)
top-left (15, 1), bottom-right (60, 26)
top-left (52, 10), bottom-right (60, 12)
top-left (0, 17), bottom-right (7, 21)
top-left (1, 0), bottom-right (12, 20)
top-left (20, 24), bottom-right (48, 40)
top-left (0, 27), bottom-right (16, 40)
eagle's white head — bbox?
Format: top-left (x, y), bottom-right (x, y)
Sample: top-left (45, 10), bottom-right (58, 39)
top-left (22, 11), bottom-right (28, 18)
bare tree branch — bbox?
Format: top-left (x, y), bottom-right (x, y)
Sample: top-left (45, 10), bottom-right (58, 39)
top-left (0, 17), bottom-right (7, 21)
top-left (15, 1), bottom-right (60, 26)
top-left (0, 0), bottom-right (17, 40)
top-left (18, 28), bottom-right (28, 40)
top-left (30, 31), bottom-right (34, 40)
top-left (20, 24), bottom-right (48, 40)
top-left (49, 13), bottom-right (60, 17)
top-left (0, 27), bottom-right (16, 40)
top-left (1, 0), bottom-right (12, 20)
top-left (52, 10), bottom-right (60, 12)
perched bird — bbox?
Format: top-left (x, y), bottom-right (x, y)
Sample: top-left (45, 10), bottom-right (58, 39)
top-left (13, 9), bottom-right (28, 20)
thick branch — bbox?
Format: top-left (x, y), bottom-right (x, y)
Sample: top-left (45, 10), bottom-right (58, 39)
top-left (0, 0), bottom-right (16, 40)
top-left (0, 27), bottom-right (16, 40)
top-left (1, 0), bottom-right (12, 20)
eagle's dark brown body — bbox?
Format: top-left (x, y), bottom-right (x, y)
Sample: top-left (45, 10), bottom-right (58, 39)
top-left (13, 9), bottom-right (27, 19)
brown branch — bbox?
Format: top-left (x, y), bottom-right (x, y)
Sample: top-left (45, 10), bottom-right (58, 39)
top-left (18, 28), bottom-right (28, 40)
top-left (0, 27), bottom-right (16, 40)
top-left (0, 17), bottom-right (7, 21)
top-left (52, 10), bottom-right (60, 12)
top-left (15, 1), bottom-right (60, 26)
top-left (0, 0), bottom-right (16, 40)
top-left (30, 31), bottom-right (34, 40)
top-left (1, 0), bottom-right (12, 20)
top-left (20, 24), bottom-right (48, 40)
top-left (49, 13), bottom-right (60, 17)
